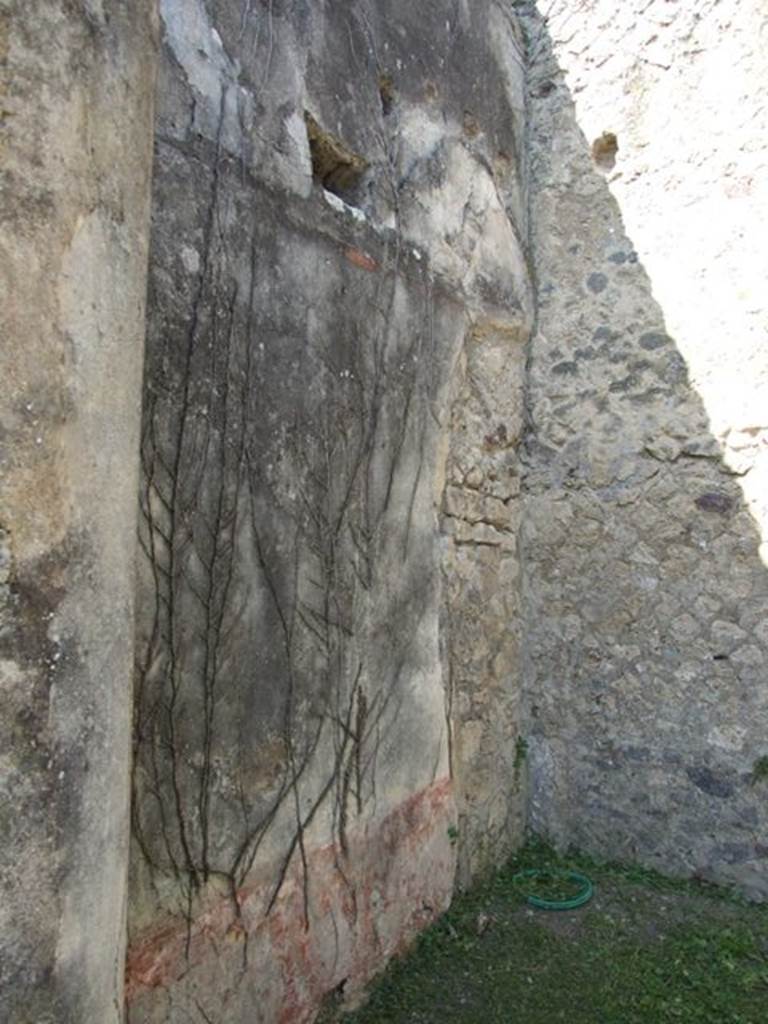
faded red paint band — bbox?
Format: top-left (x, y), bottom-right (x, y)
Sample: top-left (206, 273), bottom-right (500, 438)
top-left (126, 777), bottom-right (456, 1023)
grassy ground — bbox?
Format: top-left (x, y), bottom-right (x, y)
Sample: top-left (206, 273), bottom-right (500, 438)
top-left (324, 840), bottom-right (768, 1024)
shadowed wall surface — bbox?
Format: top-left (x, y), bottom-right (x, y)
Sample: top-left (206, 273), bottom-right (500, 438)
top-left (127, 2), bottom-right (532, 1020)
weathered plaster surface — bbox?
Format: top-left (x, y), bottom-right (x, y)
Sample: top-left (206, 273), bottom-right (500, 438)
top-left (128, 780), bottom-right (454, 1024)
top-left (518, 0), bottom-right (768, 896)
top-left (129, 1), bottom-right (532, 1019)
top-left (0, 2), bottom-right (157, 1021)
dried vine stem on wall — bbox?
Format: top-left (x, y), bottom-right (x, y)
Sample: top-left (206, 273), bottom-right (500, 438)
top-left (132, 56), bottom-right (438, 943)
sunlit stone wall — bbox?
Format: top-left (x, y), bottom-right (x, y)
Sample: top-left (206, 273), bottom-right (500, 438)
top-left (519, 0), bottom-right (768, 896)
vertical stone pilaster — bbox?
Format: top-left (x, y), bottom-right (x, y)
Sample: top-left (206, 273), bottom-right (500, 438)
top-left (0, 3), bottom-right (158, 1020)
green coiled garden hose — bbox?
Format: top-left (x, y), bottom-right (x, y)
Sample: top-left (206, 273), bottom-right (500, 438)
top-left (512, 868), bottom-right (594, 911)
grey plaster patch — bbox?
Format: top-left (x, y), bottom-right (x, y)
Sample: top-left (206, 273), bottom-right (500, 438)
top-left (159, 0), bottom-right (249, 153)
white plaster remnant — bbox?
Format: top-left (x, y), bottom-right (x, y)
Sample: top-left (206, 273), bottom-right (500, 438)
top-left (322, 189), bottom-right (367, 223)
top-left (180, 245), bottom-right (201, 275)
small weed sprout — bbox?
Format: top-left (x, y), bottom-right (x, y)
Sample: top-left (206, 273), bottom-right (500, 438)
top-left (751, 755), bottom-right (768, 784)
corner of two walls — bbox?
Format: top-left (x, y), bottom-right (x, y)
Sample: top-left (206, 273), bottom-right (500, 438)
top-left (10, 2), bottom-right (765, 1022)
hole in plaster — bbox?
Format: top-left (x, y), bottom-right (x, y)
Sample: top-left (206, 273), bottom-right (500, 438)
top-left (304, 111), bottom-right (368, 202)
top-left (534, 79), bottom-right (556, 98)
top-left (592, 131), bottom-right (619, 171)
top-left (378, 74), bottom-right (395, 116)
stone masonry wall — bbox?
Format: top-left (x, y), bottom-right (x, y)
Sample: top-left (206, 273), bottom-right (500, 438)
top-left (518, 0), bottom-right (768, 896)
top-left (127, 3), bottom-right (532, 1021)
top-left (0, 4), bottom-right (158, 1022)
top-left (437, 6), bottom-right (533, 888)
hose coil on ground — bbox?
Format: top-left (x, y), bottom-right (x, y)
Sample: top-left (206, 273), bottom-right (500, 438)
top-left (512, 868), bottom-right (594, 911)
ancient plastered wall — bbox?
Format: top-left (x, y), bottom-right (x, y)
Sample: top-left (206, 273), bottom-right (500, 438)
top-left (0, 3), bottom-right (158, 1021)
top-left (127, 2), bottom-right (532, 1021)
top-left (519, 0), bottom-right (768, 895)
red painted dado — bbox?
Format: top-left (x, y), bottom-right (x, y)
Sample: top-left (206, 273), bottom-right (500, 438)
top-left (126, 777), bottom-right (457, 1022)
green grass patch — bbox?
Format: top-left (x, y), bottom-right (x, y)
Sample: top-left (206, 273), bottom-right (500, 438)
top-left (328, 839), bottom-right (768, 1024)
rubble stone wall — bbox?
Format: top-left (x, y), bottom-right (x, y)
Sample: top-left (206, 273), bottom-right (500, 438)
top-left (518, 0), bottom-right (768, 897)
